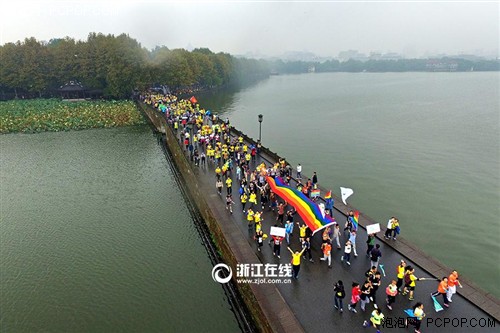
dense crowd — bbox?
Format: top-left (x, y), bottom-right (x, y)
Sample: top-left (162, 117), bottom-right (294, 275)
top-left (143, 93), bottom-right (464, 333)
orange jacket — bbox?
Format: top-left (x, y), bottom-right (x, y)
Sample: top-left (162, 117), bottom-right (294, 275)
top-left (322, 243), bottom-right (332, 255)
top-left (438, 280), bottom-right (448, 294)
top-left (448, 273), bottom-right (459, 287)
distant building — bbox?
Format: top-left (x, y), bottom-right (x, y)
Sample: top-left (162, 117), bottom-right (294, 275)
top-left (426, 59), bottom-right (458, 72)
top-left (380, 52), bottom-right (403, 61)
top-left (58, 80), bottom-right (102, 100)
top-left (281, 51), bottom-right (319, 62)
top-left (338, 50), bottom-right (368, 62)
top-left (367, 52), bottom-right (403, 61)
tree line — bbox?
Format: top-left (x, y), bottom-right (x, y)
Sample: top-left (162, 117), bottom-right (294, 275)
top-left (268, 57), bottom-right (499, 74)
top-left (0, 33), bottom-right (270, 99)
top-left (1, 33), bottom-right (498, 100)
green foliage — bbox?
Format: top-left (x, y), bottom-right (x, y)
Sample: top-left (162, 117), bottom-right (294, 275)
top-left (0, 99), bottom-right (144, 133)
top-left (231, 57), bottom-right (270, 85)
top-left (4, 33), bottom-right (494, 98)
top-left (0, 34), bottom-right (270, 99)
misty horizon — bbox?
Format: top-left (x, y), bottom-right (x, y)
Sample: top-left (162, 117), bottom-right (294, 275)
top-left (1, 1), bottom-right (499, 60)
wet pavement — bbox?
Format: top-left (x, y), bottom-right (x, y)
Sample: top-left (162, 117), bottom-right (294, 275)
top-left (167, 120), bottom-right (498, 333)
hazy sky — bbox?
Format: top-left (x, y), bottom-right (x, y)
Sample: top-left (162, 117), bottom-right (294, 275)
top-left (1, 0), bottom-right (498, 58)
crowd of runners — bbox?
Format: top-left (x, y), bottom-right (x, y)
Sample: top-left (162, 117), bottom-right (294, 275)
top-left (142, 93), bottom-right (464, 333)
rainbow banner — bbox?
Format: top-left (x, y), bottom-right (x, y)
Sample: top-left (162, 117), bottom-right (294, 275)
top-left (267, 176), bottom-right (335, 234)
top-left (352, 211), bottom-right (359, 231)
top-left (324, 190), bottom-right (332, 199)
top-left (311, 188), bottom-right (321, 198)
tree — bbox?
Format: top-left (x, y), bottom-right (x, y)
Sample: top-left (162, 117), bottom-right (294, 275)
top-left (0, 42), bottom-right (23, 97)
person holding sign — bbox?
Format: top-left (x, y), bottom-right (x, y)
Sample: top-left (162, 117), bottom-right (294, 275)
top-left (272, 235), bottom-right (284, 258)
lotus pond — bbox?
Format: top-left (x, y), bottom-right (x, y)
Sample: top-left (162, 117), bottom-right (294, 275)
top-left (0, 99), bottom-right (144, 134)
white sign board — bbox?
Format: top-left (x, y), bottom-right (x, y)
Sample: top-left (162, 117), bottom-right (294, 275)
top-left (270, 226), bottom-right (286, 238)
top-left (366, 223), bottom-right (381, 235)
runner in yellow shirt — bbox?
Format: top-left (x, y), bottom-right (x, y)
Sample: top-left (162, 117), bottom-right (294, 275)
top-left (402, 266), bottom-right (420, 301)
top-left (240, 192), bottom-right (248, 212)
top-left (215, 166), bottom-right (222, 179)
top-left (287, 246), bottom-right (306, 279)
top-left (246, 209), bottom-right (255, 234)
top-left (248, 191), bottom-right (258, 209)
top-left (225, 177), bottom-right (232, 195)
top-left (362, 308), bottom-right (385, 331)
top-left (253, 211), bottom-right (262, 224)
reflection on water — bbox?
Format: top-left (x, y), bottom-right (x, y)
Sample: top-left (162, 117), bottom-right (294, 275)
top-left (0, 126), bottom-right (240, 332)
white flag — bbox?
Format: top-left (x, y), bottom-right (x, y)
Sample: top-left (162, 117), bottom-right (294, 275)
top-left (318, 203), bottom-right (325, 218)
top-left (340, 187), bottom-right (354, 205)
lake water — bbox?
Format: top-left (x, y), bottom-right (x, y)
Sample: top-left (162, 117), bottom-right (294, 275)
top-left (1, 72), bottom-right (498, 332)
top-left (202, 72), bottom-right (500, 297)
top-left (0, 126), bottom-right (240, 332)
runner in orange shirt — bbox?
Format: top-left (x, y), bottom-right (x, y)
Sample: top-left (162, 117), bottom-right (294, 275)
top-left (431, 277), bottom-right (449, 307)
top-left (320, 242), bottom-right (332, 268)
top-left (446, 270), bottom-right (463, 303)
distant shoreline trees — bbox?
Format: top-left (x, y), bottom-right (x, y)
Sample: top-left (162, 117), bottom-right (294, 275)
top-left (1, 33), bottom-right (498, 100)
top-left (268, 57), bottom-right (499, 74)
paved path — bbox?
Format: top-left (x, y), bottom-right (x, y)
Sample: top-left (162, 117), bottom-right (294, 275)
top-left (168, 119), bottom-right (498, 333)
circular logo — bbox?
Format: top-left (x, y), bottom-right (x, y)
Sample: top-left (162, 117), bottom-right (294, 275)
top-left (212, 263), bottom-right (232, 284)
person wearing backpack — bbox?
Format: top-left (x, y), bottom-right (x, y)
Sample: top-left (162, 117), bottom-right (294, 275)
top-left (392, 218), bottom-right (400, 240)
top-left (402, 266), bottom-right (420, 301)
top-left (334, 280), bottom-right (346, 312)
top-left (402, 266), bottom-right (413, 296)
